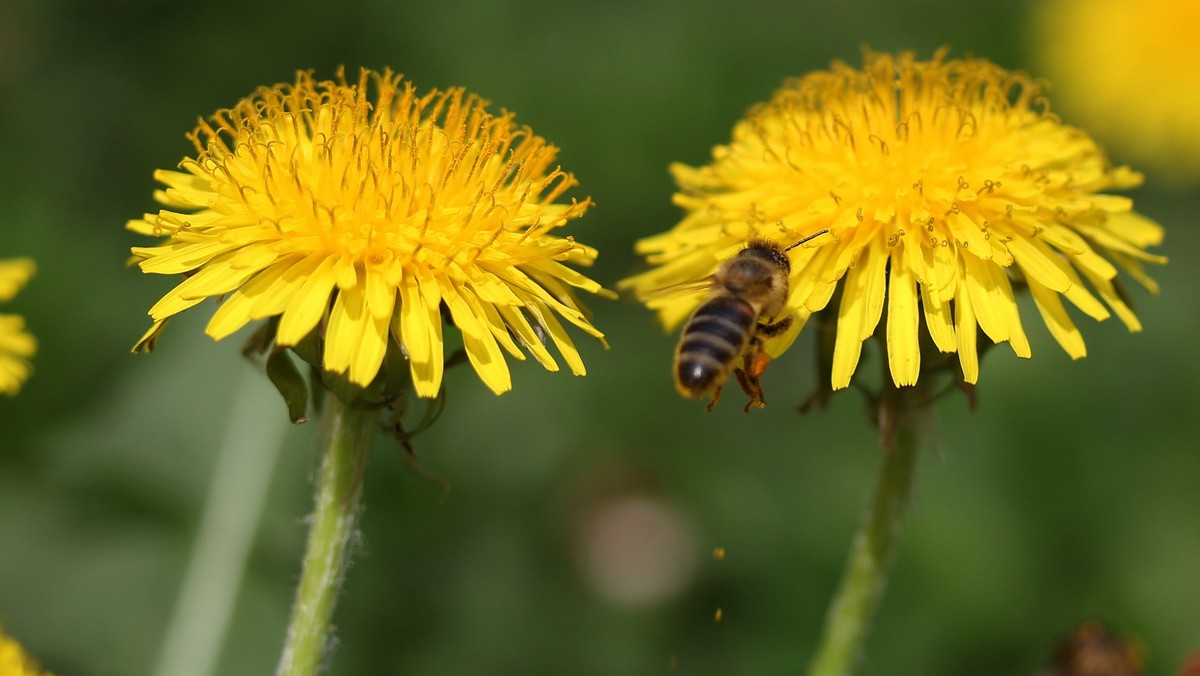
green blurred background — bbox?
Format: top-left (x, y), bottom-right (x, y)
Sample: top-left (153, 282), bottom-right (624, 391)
top-left (1, 0), bottom-right (1197, 674)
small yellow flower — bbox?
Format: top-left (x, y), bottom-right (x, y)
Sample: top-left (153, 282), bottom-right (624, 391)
top-left (129, 68), bottom-right (607, 396)
top-left (1035, 0), bottom-right (1200, 184)
top-left (0, 258), bottom-right (36, 396)
top-left (622, 50), bottom-right (1164, 390)
top-left (0, 623), bottom-right (51, 676)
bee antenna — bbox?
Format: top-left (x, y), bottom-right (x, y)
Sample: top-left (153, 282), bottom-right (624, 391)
top-left (783, 229), bottom-right (830, 252)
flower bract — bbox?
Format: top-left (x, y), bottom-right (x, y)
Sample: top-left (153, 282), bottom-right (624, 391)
top-left (622, 50), bottom-right (1165, 389)
top-left (129, 69), bottom-right (608, 397)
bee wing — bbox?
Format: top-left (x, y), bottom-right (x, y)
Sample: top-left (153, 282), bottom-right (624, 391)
top-left (633, 275), bottom-right (716, 303)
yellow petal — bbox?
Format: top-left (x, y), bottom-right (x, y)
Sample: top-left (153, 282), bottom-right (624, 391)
top-left (1058, 261), bottom-right (1111, 322)
top-left (954, 279), bottom-right (979, 384)
top-left (0, 316), bottom-right (36, 356)
top-left (227, 242), bottom-right (283, 271)
top-left (133, 318), bottom-right (170, 353)
top-left (944, 212), bottom-right (991, 260)
top-left (856, 242), bottom-right (889, 339)
top-left (472, 295), bottom-right (525, 360)
top-left (792, 242), bottom-right (842, 311)
top-left (500, 265), bottom-right (606, 342)
top-left (1005, 290), bottom-right (1032, 358)
top-left (352, 307), bottom-right (390, 386)
top-left (1040, 223), bottom-right (1119, 280)
top-left (923, 233), bottom-right (958, 297)
top-left (829, 224), bottom-right (883, 280)
top-left (153, 169), bottom-right (214, 208)
top-left (324, 280), bottom-right (377, 384)
top-left (205, 288), bottom-right (258, 340)
top-left (830, 282), bottom-right (867, 391)
top-left (830, 241), bottom-right (885, 389)
top-left (1027, 276), bottom-right (1087, 359)
top-left (167, 257), bottom-right (260, 302)
top-left (531, 302), bottom-right (586, 376)
top-left (961, 255), bottom-right (1010, 345)
top-left (1103, 210), bottom-right (1165, 249)
top-left (137, 239), bottom-right (237, 275)
top-left (334, 257), bottom-right (358, 290)
top-left (886, 246), bottom-right (920, 386)
top-left (397, 273), bottom-right (445, 398)
top-left (147, 282), bottom-right (215, 321)
top-left (525, 258), bottom-right (607, 295)
top-left (0, 258), bottom-right (35, 300)
top-left (248, 254), bottom-right (323, 320)
top-left (497, 303), bottom-right (559, 371)
top-left (901, 232), bottom-right (930, 287)
top-left (1079, 266), bottom-right (1143, 332)
top-left (443, 281), bottom-right (512, 395)
top-left (1076, 222), bottom-right (1167, 264)
top-left (762, 307), bottom-right (810, 358)
top-left (276, 257), bottom-right (338, 345)
top-left (1110, 251), bottom-right (1160, 294)
top-left (365, 264), bottom-right (399, 319)
top-left (921, 281), bottom-right (957, 353)
top-left (1007, 235), bottom-right (1072, 293)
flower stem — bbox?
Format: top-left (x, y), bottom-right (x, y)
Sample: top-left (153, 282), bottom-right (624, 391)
top-left (808, 382), bottom-right (925, 676)
top-left (276, 397), bottom-right (375, 676)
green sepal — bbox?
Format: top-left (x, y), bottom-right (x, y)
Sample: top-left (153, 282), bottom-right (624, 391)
top-left (289, 329), bottom-right (322, 370)
top-left (376, 342), bottom-right (415, 404)
top-left (320, 368), bottom-right (365, 412)
top-left (266, 348), bottom-right (310, 424)
top-left (242, 318), bottom-right (279, 359)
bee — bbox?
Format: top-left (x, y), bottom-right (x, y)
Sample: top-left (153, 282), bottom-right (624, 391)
top-left (674, 230), bottom-right (828, 412)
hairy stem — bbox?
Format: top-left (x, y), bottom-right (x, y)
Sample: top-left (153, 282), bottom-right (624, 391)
top-left (276, 397), bottom-right (375, 676)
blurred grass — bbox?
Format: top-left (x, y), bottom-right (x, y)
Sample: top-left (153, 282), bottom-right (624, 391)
top-left (1, 0), bottom-right (1198, 674)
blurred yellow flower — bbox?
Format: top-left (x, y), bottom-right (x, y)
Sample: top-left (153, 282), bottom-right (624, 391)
top-left (0, 623), bottom-right (50, 675)
top-left (0, 258), bottom-right (36, 396)
top-left (129, 69), bottom-right (607, 396)
top-left (1035, 0), bottom-right (1200, 184)
top-left (622, 50), bottom-right (1164, 389)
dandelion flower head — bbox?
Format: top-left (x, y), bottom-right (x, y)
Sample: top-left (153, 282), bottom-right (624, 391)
top-left (0, 258), bottom-right (36, 396)
top-left (129, 68), bottom-right (607, 397)
top-left (1036, 0), bottom-right (1200, 183)
top-left (622, 50), bottom-right (1164, 389)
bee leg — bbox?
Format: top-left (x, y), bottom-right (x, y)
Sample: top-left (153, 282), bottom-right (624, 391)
top-left (735, 347), bottom-right (773, 411)
top-left (704, 385), bottom-right (724, 412)
top-left (757, 315), bottom-right (793, 338)
top-left (733, 316), bottom-right (792, 412)
top-left (734, 368), bottom-right (764, 411)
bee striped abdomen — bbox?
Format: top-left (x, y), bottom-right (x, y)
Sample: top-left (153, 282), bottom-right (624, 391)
top-left (675, 295), bottom-right (757, 396)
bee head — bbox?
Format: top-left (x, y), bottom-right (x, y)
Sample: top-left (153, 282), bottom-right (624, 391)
top-left (740, 239), bottom-right (792, 273)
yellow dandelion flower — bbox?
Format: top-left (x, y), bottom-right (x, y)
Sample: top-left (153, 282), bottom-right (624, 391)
top-left (0, 258), bottom-right (36, 396)
top-left (0, 624), bottom-right (51, 676)
top-left (1035, 0), bottom-right (1200, 184)
top-left (622, 50), bottom-right (1164, 390)
top-left (129, 68), bottom-right (608, 397)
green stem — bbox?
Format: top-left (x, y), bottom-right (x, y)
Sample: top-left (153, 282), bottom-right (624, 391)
top-left (276, 397), bottom-right (375, 676)
top-left (808, 382), bottom-right (925, 676)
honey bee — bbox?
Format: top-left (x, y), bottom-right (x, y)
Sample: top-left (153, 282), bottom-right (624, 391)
top-left (674, 230), bottom-right (828, 412)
